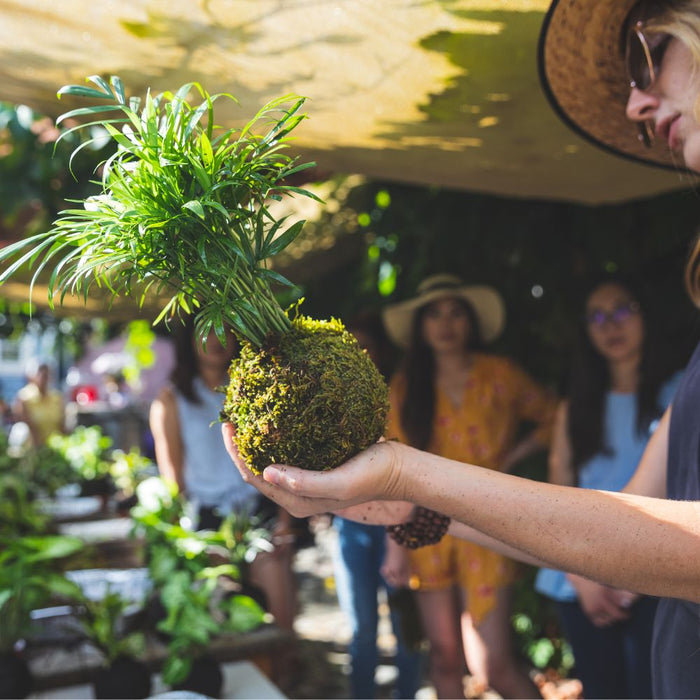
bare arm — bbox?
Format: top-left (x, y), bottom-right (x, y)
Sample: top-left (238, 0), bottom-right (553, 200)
top-left (548, 401), bottom-right (575, 487)
top-left (224, 424), bottom-right (700, 602)
top-left (623, 405), bottom-right (670, 498)
top-left (500, 431), bottom-right (547, 474)
top-left (397, 444), bottom-right (699, 601)
top-left (546, 400), bottom-right (639, 622)
top-left (149, 387), bottom-right (186, 492)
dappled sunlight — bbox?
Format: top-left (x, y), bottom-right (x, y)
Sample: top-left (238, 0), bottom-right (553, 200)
top-left (0, 0), bottom-right (688, 202)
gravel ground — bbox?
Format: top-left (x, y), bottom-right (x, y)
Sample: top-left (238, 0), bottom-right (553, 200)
top-left (282, 517), bottom-right (582, 700)
top-left (283, 516), bottom-right (436, 700)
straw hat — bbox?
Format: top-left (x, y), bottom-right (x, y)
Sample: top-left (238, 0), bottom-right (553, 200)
top-left (538, 0), bottom-right (688, 170)
top-left (382, 274), bottom-right (505, 348)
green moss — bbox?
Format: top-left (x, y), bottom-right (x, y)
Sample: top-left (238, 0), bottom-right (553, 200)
top-left (224, 315), bottom-right (389, 474)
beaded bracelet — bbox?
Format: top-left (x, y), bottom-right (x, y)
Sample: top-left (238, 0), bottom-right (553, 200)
top-left (386, 506), bottom-right (451, 549)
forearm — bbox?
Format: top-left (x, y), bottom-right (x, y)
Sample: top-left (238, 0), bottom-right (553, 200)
top-left (395, 443), bottom-right (700, 601)
top-left (501, 432), bottom-right (544, 473)
top-left (447, 520), bottom-right (544, 567)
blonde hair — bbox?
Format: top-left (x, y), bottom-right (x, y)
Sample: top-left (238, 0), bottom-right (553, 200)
top-left (685, 234), bottom-right (700, 307)
top-left (646, 2), bottom-right (700, 307)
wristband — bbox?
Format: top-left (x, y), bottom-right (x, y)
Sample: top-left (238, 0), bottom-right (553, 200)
top-left (386, 506), bottom-right (450, 549)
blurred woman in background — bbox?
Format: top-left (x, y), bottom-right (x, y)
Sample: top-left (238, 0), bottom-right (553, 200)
top-left (380, 274), bottom-right (557, 699)
top-left (536, 275), bottom-right (682, 698)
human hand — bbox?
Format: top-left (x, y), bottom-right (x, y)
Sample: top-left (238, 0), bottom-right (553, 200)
top-left (567, 574), bottom-right (631, 627)
top-left (609, 587), bottom-right (640, 611)
top-left (222, 423), bottom-right (405, 519)
top-left (381, 534), bottom-right (412, 587)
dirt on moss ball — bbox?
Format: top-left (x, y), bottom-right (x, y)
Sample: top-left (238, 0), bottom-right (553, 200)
top-left (223, 315), bottom-right (389, 474)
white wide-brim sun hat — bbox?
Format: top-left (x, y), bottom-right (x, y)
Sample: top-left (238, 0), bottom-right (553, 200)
top-left (382, 274), bottom-right (506, 349)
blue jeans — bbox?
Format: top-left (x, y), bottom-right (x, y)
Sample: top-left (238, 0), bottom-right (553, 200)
top-left (333, 517), bottom-right (423, 699)
top-left (556, 595), bottom-right (658, 699)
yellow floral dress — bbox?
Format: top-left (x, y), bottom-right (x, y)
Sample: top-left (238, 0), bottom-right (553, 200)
top-left (387, 353), bottom-right (556, 625)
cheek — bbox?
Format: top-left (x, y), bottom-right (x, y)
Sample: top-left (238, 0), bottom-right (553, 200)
top-left (626, 319), bottom-right (645, 347)
top-left (587, 328), bottom-right (607, 354)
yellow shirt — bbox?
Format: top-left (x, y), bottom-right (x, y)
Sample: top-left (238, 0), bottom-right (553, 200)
top-left (387, 353), bottom-right (556, 623)
top-left (17, 383), bottom-right (64, 446)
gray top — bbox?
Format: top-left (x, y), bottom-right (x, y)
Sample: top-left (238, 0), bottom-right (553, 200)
top-left (175, 377), bottom-right (259, 513)
top-left (652, 341), bottom-right (700, 699)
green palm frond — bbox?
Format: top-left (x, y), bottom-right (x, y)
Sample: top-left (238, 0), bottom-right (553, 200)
top-left (0, 75), bottom-right (320, 346)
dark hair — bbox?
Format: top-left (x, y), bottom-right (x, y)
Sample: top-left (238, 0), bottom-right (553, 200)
top-left (567, 274), bottom-right (669, 471)
top-left (399, 296), bottom-right (484, 450)
top-left (170, 315), bottom-right (202, 404)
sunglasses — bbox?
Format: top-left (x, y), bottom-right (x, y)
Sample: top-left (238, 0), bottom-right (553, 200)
top-left (586, 301), bottom-right (641, 328)
top-left (625, 21), bottom-right (672, 147)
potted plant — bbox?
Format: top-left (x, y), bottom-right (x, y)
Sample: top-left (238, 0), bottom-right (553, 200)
top-left (0, 534), bottom-right (84, 698)
top-left (77, 589), bottom-right (152, 699)
top-left (129, 477), bottom-right (266, 695)
top-left (0, 75), bottom-right (388, 473)
top-left (108, 447), bottom-right (155, 514)
top-left (0, 430), bottom-right (74, 501)
top-left (0, 472), bottom-right (50, 537)
top-left (47, 425), bottom-right (115, 500)
top-left (157, 566), bottom-right (266, 697)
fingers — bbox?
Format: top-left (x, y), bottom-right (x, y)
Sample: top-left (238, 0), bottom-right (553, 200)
top-left (222, 422), bottom-right (255, 484)
top-left (590, 594), bottom-right (631, 627)
top-left (611, 588), bottom-right (640, 610)
top-left (221, 423), bottom-right (395, 519)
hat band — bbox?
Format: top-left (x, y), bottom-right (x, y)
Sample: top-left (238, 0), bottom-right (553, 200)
top-left (419, 280), bottom-right (462, 296)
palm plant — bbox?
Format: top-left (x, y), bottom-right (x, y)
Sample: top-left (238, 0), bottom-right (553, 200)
top-left (0, 75), bottom-right (388, 472)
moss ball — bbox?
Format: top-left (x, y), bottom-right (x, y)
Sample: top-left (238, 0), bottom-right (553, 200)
top-left (223, 315), bottom-right (389, 474)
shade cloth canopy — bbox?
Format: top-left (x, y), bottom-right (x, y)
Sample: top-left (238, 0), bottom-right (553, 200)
top-left (0, 0), bottom-right (691, 205)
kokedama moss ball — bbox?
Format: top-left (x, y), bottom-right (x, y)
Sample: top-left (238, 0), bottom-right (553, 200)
top-left (224, 315), bottom-right (389, 474)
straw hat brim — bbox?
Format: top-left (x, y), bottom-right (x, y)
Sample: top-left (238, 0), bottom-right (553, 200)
top-left (538, 0), bottom-right (692, 172)
top-left (382, 285), bottom-right (505, 349)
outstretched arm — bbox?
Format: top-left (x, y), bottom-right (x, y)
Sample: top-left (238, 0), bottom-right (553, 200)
top-left (223, 423), bottom-right (700, 602)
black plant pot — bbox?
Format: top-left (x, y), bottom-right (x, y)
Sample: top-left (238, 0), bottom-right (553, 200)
top-left (93, 655), bottom-right (152, 699)
top-left (115, 491), bottom-right (138, 514)
top-left (0, 651), bottom-right (33, 699)
top-left (143, 592), bottom-right (171, 644)
top-left (80, 475), bottom-right (115, 498)
top-left (172, 654), bottom-right (223, 698)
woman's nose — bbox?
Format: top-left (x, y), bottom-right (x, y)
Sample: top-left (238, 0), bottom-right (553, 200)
top-left (626, 85), bottom-right (659, 123)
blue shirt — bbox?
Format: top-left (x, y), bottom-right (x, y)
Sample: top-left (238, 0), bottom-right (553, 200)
top-left (536, 374), bottom-right (681, 602)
